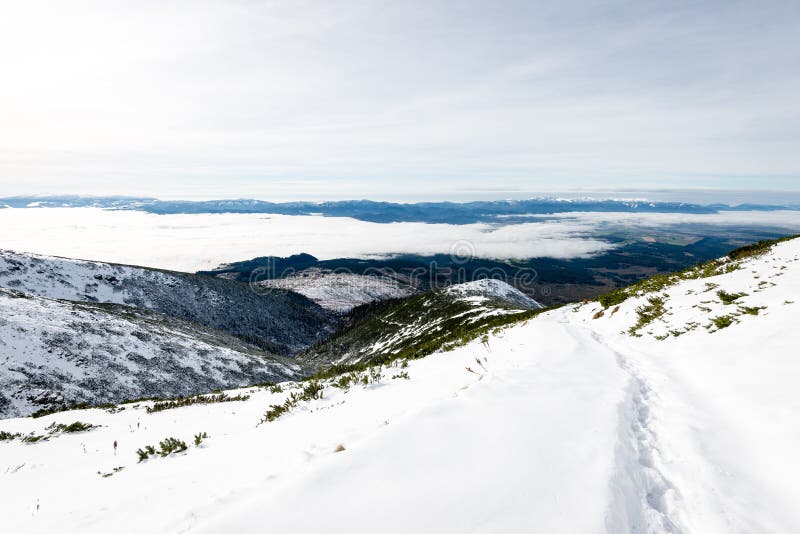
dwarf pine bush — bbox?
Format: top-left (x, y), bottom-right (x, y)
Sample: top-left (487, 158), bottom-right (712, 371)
top-left (147, 393), bottom-right (250, 414)
top-left (629, 296), bottom-right (667, 335)
top-left (717, 290), bottom-right (748, 305)
top-left (711, 315), bottom-right (736, 330)
top-left (194, 432), bottom-right (209, 446)
top-left (0, 430), bottom-right (22, 441)
top-left (46, 421), bottom-right (97, 434)
top-left (21, 434), bottom-right (49, 444)
top-left (158, 437), bottom-right (188, 456)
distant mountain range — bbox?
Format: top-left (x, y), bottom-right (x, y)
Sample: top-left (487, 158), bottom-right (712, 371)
top-left (2, 195), bottom-right (798, 224)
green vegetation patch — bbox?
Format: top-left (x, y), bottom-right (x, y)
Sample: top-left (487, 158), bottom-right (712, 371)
top-left (261, 381), bottom-right (326, 424)
top-left (727, 235), bottom-right (800, 261)
top-left (137, 437), bottom-right (189, 462)
top-left (302, 289), bottom-right (544, 373)
top-left (146, 392), bottom-right (250, 414)
top-left (710, 315), bottom-right (737, 330)
top-left (629, 296), bottom-right (667, 335)
top-left (46, 421), bottom-right (98, 434)
top-left (595, 235), bottom-right (800, 309)
top-left (717, 290), bottom-right (748, 305)
top-left (0, 430), bottom-right (22, 441)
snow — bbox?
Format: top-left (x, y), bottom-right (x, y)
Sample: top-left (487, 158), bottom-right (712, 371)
top-left (444, 278), bottom-right (543, 309)
top-left (1, 238), bottom-right (800, 532)
top-left (0, 319), bottom-right (627, 534)
top-left (0, 288), bottom-right (302, 418)
top-left (259, 269), bottom-right (417, 312)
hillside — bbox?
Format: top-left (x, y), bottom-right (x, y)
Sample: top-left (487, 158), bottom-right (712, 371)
top-left (0, 289), bottom-right (305, 419)
top-left (298, 279), bottom-right (542, 368)
top-left (257, 268), bottom-right (418, 312)
top-left (0, 250), bottom-right (339, 355)
top-left (1, 237), bottom-right (799, 533)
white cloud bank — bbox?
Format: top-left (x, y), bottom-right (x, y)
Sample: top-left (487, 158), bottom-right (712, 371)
top-left (0, 208), bottom-right (797, 272)
top-left (525, 210), bottom-right (800, 228)
top-left (0, 208), bottom-right (612, 271)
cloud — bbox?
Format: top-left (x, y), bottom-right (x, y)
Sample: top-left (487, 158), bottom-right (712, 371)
top-left (527, 210), bottom-right (800, 229)
top-left (0, 208), bottom-right (797, 272)
top-left (0, 208), bottom-right (613, 271)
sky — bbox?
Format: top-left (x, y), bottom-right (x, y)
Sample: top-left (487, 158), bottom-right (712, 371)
top-left (1, 0), bottom-right (799, 200)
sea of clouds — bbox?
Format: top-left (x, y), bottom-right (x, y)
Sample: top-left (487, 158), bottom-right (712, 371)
top-left (0, 208), bottom-right (798, 272)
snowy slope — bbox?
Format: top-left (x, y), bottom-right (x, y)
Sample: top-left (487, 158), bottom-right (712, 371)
top-left (0, 289), bottom-right (305, 419)
top-left (1, 238), bottom-right (799, 533)
top-left (0, 250), bottom-right (339, 355)
top-left (444, 278), bottom-right (543, 309)
top-left (0, 319), bottom-right (626, 534)
top-left (258, 268), bottom-right (417, 312)
top-left (300, 279), bottom-right (541, 367)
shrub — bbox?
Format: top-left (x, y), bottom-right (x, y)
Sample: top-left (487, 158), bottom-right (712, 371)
top-left (147, 393), bottom-right (250, 414)
top-left (138, 438), bottom-right (188, 461)
top-left (629, 296), bottom-right (666, 335)
top-left (261, 382), bottom-right (326, 424)
top-left (194, 432), bottom-right (209, 446)
top-left (136, 445), bottom-right (157, 462)
top-left (368, 367), bottom-right (382, 384)
top-left (299, 381), bottom-right (324, 401)
top-left (728, 235), bottom-right (799, 260)
top-left (158, 437), bottom-right (188, 457)
top-left (0, 430), bottom-right (22, 441)
top-left (263, 403), bottom-right (290, 423)
top-left (21, 434), bottom-right (49, 444)
top-left (738, 306), bottom-right (765, 316)
top-left (392, 371), bottom-right (410, 380)
top-left (31, 401), bottom-right (117, 418)
top-left (46, 421), bottom-right (97, 434)
top-left (599, 289), bottom-right (628, 309)
top-left (710, 315), bottom-right (736, 330)
top-left (335, 374), bottom-right (351, 389)
top-left (136, 448), bottom-right (151, 462)
top-left (717, 290), bottom-right (747, 305)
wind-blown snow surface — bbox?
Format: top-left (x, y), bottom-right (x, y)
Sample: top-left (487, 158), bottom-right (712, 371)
top-left (0, 289), bottom-right (303, 418)
top-left (0, 249), bottom-right (338, 355)
top-left (2, 239), bottom-right (799, 533)
top-left (259, 268), bottom-right (417, 312)
top-left (444, 278), bottom-right (543, 309)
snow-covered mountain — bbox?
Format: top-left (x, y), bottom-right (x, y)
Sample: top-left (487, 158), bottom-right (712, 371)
top-left (299, 278), bottom-right (542, 368)
top-left (2, 236), bottom-right (799, 533)
top-left (0, 288), bottom-right (304, 419)
top-left (443, 278), bottom-right (543, 310)
top-left (0, 250), bottom-right (339, 355)
top-left (257, 268), bottom-right (418, 312)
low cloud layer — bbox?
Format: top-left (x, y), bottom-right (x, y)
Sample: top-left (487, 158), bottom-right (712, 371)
top-left (526, 210), bottom-right (800, 229)
top-left (0, 208), bottom-right (797, 272)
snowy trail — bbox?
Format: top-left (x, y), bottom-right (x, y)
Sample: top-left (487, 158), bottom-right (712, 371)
top-left (592, 326), bottom-right (800, 534)
top-left (592, 328), bottom-right (686, 534)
